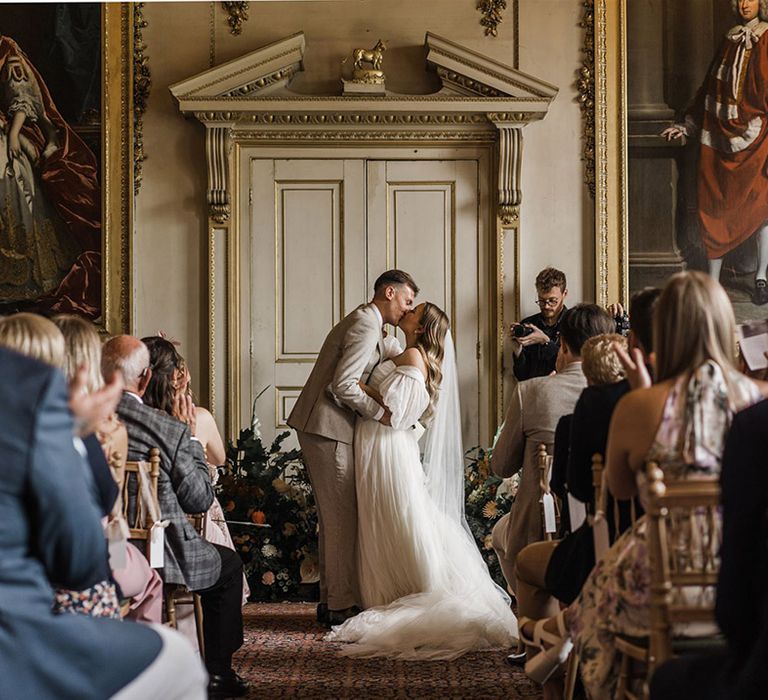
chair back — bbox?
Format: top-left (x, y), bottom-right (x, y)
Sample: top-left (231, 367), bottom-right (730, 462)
top-left (537, 443), bottom-right (559, 540)
top-left (592, 452), bottom-right (638, 541)
top-left (645, 461), bottom-right (721, 675)
top-left (121, 448), bottom-right (162, 541)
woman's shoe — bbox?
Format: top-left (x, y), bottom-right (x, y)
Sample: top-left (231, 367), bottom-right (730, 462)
top-left (518, 612), bottom-right (567, 651)
top-left (524, 635), bottom-right (574, 684)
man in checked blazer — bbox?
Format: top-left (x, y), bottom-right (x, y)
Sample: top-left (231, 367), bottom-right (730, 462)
top-left (103, 336), bottom-right (247, 698)
top-left (288, 269), bottom-right (419, 626)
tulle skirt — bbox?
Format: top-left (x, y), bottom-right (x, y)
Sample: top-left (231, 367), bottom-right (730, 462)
top-left (326, 419), bottom-right (518, 659)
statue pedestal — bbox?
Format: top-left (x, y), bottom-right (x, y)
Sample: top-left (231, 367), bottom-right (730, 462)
top-left (342, 70), bottom-right (386, 95)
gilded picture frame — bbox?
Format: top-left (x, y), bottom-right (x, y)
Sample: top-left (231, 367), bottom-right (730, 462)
top-left (0, 3), bottom-right (134, 334)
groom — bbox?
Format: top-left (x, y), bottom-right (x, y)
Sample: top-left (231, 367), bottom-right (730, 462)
top-left (288, 269), bottom-right (419, 625)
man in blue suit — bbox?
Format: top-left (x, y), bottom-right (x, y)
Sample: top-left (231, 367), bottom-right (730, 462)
top-left (0, 346), bottom-right (206, 699)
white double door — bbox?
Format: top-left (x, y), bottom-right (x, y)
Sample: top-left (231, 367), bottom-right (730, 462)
top-left (244, 156), bottom-right (489, 449)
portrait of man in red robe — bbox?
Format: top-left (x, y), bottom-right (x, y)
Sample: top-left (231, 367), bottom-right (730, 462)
top-left (664, 0), bottom-right (768, 306)
top-left (0, 5), bottom-right (101, 319)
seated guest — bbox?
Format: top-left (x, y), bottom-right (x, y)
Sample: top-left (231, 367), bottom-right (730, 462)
top-left (651, 398), bottom-right (768, 700)
top-left (103, 335), bottom-right (248, 698)
top-left (521, 272), bottom-right (767, 697)
top-left (54, 314), bottom-right (163, 625)
top-left (0, 345), bottom-right (206, 699)
top-left (511, 267), bottom-right (568, 381)
top-left (141, 335), bottom-right (250, 601)
top-left (491, 304), bottom-right (615, 593)
top-left (0, 313), bottom-right (121, 617)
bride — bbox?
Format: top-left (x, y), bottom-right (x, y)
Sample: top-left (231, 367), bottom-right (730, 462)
top-left (327, 302), bottom-right (519, 659)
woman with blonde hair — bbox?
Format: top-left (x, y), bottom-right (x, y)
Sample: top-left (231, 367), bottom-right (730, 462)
top-left (327, 301), bottom-right (519, 659)
top-left (53, 314), bottom-right (163, 624)
top-left (520, 271), bottom-right (767, 697)
top-left (0, 312), bottom-right (65, 366)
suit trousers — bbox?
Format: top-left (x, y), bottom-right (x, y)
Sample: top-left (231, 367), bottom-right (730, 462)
top-left (194, 544), bottom-right (244, 674)
top-left (297, 430), bottom-right (359, 610)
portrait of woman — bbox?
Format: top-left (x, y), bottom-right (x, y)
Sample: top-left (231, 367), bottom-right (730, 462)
top-left (0, 4), bottom-right (101, 319)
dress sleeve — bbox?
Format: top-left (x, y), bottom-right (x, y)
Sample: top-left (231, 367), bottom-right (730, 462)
top-left (382, 334), bottom-right (403, 359)
top-left (379, 366), bottom-right (429, 430)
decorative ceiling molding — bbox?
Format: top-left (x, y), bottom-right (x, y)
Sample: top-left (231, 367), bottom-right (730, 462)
top-left (170, 31), bottom-right (557, 224)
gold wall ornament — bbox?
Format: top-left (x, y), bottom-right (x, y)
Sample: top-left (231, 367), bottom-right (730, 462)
top-left (206, 127), bottom-right (231, 223)
top-left (133, 2), bottom-right (150, 195)
top-left (222, 1), bottom-right (249, 36)
top-left (578, 0), bottom-right (596, 198)
top-left (477, 0), bottom-right (507, 38)
top-left (343, 39), bottom-right (387, 94)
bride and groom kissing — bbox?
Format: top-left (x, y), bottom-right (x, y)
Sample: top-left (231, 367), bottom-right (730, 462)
top-left (288, 269), bottom-right (519, 659)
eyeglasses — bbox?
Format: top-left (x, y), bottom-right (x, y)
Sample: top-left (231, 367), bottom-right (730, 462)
top-left (535, 297), bottom-right (561, 308)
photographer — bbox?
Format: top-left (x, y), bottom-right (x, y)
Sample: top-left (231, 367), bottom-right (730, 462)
top-left (511, 268), bottom-right (569, 381)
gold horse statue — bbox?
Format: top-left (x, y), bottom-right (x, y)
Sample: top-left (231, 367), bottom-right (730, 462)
top-left (353, 39), bottom-right (387, 72)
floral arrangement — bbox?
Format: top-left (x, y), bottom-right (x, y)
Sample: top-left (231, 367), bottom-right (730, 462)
top-left (217, 416), bottom-right (318, 601)
top-left (463, 445), bottom-right (519, 588)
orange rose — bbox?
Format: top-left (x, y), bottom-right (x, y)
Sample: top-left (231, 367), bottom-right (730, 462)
top-left (224, 500), bottom-right (236, 512)
top-left (251, 510), bottom-right (266, 524)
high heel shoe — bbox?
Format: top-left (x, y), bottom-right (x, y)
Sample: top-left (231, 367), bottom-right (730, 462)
top-left (521, 612), bottom-right (573, 684)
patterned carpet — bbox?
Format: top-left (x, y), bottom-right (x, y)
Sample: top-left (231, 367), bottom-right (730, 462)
top-left (233, 603), bottom-right (543, 699)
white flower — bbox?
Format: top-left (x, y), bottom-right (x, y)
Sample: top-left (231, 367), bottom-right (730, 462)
top-left (299, 553), bottom-right (320, 583)
top-left (497, 473), bottom-right (520, 500)
top-left (261, 544), bottom-right (278, 558)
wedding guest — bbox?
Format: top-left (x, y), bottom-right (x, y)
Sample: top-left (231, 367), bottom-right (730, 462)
top-left (0, 345), bottom-right (206, 699)
top-left (103, 335), bottom-right (248, 698)
top-left (651, 397), bottom-right (768, 700)
top-left (521, 272), bottom-right (768, 697)
top-left (511, 267), bottom-right (568, 381)
top-left (491, 304), bottom-right (615, 593)
top-left (141, 334), bottom-right (250, 601)
top-left (54, 314), bottom-right (163, 624)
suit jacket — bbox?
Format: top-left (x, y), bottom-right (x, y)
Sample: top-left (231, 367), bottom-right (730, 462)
top-left (491, 362), bottom-right (586, 574)
top-left (117, 393), bottom-right (219, 589)
top-left (288, 303), bottom-right (385, 444)
top-left (0, 348), bottom-right (160, 699)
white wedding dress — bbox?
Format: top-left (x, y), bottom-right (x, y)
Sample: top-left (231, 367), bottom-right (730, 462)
top-left (326, 342), bottom-right (518, 660)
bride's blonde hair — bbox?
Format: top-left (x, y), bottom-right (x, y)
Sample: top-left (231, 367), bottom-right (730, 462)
top-left (414, 302), bottom-right (450, 422)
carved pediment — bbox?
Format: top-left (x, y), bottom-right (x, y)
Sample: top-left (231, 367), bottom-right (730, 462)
top-left (169, 32), bottom-right (305, 101)
top-left (426, 33), bottom-right (558, 101)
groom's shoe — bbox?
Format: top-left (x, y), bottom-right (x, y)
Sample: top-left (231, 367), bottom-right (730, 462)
top-left (327, 606), bottom-right (361, 626)
top-left (316, 603), bottom-right (329, 625)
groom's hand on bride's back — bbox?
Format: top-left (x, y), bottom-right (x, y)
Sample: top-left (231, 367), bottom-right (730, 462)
top-left (379, 408), bottom-right (392, 426)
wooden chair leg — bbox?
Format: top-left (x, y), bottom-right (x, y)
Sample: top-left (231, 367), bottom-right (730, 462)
top-left (193, 593), bottom-right (205, 660)
top-left (564, 649), bottom-right (578, 700)
top-left (616, 651), bottom-right (630, 699)
top-left (165, 589), bottom-right (177, 629)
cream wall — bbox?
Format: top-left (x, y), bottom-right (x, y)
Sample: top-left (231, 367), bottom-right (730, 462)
top-left (135, 0), bottom-right (591, 403)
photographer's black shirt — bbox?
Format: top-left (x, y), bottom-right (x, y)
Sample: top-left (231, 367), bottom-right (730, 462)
top-left (512, 309), bottom-right (564, 381)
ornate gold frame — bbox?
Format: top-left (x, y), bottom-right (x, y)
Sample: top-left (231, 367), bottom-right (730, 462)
top-left (589, 0), bottom-right (628, 307)
top-left (102, 4), bottom-right (135, 334)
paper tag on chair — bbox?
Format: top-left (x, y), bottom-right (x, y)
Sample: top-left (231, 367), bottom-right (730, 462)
top-left (593, 512), bottom-right (610, 560)
top-left (148, 520), bottom-right (170, 569)
top-left (106, 517), bottom-right (128, 570)
top-left (542, 493), bottom-right (557, 533)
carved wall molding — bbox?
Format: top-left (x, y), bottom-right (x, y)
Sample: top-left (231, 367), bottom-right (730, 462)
top-left (477, 0), bottom-right (507, 37)
top-left (435, 67), bottom-right (505, 97)
top-left (222, 1), bottom-right (249, 35)
top-left (578, 0), bottom-right (596, 198)
top-left (201, 111), bottom-right (494, 126)
top-left (222, 66), bottom-right (297, 97)
top-left (133, 3), bottom-right (150, 194)
top-left (231, 129), bottom-right (498, 143)
top-left (494, 125), bottom-right (522, 226)
top-left (206, 127), bottom-right (231, 223)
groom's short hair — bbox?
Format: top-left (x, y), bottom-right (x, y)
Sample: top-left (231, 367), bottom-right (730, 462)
top-left (374, 269), bottom-right (419, 296)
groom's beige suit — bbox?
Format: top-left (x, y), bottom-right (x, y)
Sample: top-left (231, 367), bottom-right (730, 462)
top-left (288, 303), bottom-right (387, 610)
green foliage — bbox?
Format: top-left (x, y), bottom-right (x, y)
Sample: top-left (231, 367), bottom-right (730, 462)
top-left (463, 445), bottom-right (518, 588)
top-left (217, 426), bottom-right (318, 601)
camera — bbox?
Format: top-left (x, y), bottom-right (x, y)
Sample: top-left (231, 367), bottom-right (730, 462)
top-left (512, 324), bottom-right (534, 338)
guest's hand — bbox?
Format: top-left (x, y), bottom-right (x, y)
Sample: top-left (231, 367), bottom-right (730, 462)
top-left (173, 391), bottom-right (197, 436)
top-left (69, 368), bottom-right (124, 437)
top-left (607, 302), bottom-right (624, 317)
top-left (517, 325), bottom-right (549, 347)
top-left (614, 342), bottom-right (652, 389)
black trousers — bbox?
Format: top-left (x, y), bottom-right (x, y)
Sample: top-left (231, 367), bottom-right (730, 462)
top-left (194, 544), bottom-right (244, 674)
